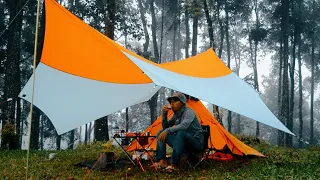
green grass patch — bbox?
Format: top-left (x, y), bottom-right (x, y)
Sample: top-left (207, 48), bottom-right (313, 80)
top-left (1, 140), bottom-right (320, 179)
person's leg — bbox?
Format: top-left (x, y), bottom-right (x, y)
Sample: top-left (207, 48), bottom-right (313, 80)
top-left (155, 130), bottom-right (166, 160)
top-left (155, 130), bottom-right (176, 167)
top-left (170, 131), bottom-right (203, 167)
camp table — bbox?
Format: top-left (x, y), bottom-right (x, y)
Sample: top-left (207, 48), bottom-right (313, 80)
top-left (113, 133), bottom-right (157, 171)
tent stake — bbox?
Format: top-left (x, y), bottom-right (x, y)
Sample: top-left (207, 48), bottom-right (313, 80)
top-left (26, 0), bottom-right (41, 179)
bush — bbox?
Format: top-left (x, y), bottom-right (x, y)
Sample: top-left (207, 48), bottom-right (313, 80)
top-left (1, 121), bottom-right (18, 150)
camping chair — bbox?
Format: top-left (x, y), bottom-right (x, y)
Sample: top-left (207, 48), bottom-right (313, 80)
top-left (183, 125), bottom-right (214, 169)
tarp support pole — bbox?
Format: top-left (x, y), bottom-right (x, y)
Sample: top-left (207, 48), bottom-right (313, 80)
top-left (25, 0), bottom-right (41, 179)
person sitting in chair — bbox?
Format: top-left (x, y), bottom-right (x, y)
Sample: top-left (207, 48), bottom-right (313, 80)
top-left (153, 92), bottom-right (204, 173)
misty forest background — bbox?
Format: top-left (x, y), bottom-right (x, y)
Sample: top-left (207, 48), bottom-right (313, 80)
top-left (0, 0), bottom-right (319, 151)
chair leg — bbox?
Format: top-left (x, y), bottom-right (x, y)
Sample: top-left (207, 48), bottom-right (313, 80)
top-left (193, 149), bottom-right (215, 169)
top-left (194, 151), bottom-right (207, 169)
top-left (193, 157), bottom-right (204, 169)
top-left (180, 153), bottom-right (191, 169)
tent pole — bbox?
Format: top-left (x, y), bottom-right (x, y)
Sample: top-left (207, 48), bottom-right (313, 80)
top-left (26, 0), bottom-right (41, 179)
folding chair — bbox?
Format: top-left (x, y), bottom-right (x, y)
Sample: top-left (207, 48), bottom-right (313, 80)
top-left (183, 125), bottom-right (214, 169)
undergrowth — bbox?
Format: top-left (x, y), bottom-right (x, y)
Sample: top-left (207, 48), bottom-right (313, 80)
top-left (0, 137), bottom-right (320, 180)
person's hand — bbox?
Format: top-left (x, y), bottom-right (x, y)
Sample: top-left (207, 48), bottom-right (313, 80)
top-left (158, 131), bottom-right (167, 142)
top-left (162, 104), bottom-right (171, 113)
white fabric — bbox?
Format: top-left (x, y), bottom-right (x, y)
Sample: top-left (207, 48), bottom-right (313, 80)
top-left (19, 63), bottom-right (160, 134)
top-left (123, 52), bottom-right (294, 135)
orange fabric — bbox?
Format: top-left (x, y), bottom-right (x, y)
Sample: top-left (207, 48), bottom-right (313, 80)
top-left (159, 49), bottom-right (232, 78)
top-left (44, 0), bottom-right (231, 84)
top-left (110, 40), bottom-right (232, 78)
top-left (44, 0), bottom-right (151, 84)
top-left (126, 100), bottom-right (264, 157)
top-left (211, 152), bottom-right (234, 161)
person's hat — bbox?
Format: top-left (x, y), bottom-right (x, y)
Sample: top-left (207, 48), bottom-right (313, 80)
top-left (167, 92), bottom-right (187, 104)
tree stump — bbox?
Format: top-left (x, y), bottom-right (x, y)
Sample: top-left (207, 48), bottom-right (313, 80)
top-left (98, 152), bottom-right (115, 169)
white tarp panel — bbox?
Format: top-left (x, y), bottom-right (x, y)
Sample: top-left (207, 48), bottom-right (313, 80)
top-left (124, 52), bottom-right (294, 135)
top-left (19, 63), bottom-right (160, 134)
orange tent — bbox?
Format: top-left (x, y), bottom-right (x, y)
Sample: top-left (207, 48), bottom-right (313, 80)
top-left (126, 99), bottom-right (265, 157)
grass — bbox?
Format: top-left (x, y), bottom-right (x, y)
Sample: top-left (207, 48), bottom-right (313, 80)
top-left (1, 137), bottom-right (320, 180)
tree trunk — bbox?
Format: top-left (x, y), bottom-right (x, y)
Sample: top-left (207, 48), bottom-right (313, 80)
top-left (126, 107), bottom-right (129, 132)
top-left (69, 129), bottom-right (74, 149)
top-left (177, 1), bottom-right (181, 60)
top-left (287, 25), bottom-right (297, 148)
top-left (79, 125), bottom-right (82, 144)
top-left (159, 0), bottom-right (165, 61)
top-left (19, 107), bottom-right (23, 149)
top-left (253, 41), bottom-right (260, 137)
top-left (171, 10), bottom-right (177, 96)
top-left (30, 108), bottom-right (40, 150)
top-left (149, 0), bottom-right (160, 63)
top-left (217, 0), bottom-right (224, 58)
top-left (149, 93), bottom-right (158, 125)
top-left (138, 0), bottom-right (149, 55)
top-left (68, 0), bottom-right (75, 12)
top-left (185, 4), bottom-right (190, 58)
top-left (164, 35), bottom-right (168, 62)
top-left (203, 0), bottom-right (215, 50)
top-left (191, 0), bottom-right (199, 56)
top-left (40, 115), bottom-right (43, 150)
top-left (93, 108), bottom-right (109, 141)
top-left (105, 0), bottom-right (115, 40)
top-left (280, 0), bottom-right (290, 147)
top-left (88, 122), bottom-right (92, 142)
top-left (159, 87), bottom-right (166, 111)
top-left (148, 0), bottom-right (160, 124)
top-left (2, 0), bottom-right (23, 150)
top-left (172, 0), bottom-right (177, 62)
top-left (172, 33), bottom-right (177, 61)
top-left (297, 0), bottom-right (303, 148)
top-left (310, 31), bottom-right (315, 146)
top-left (16, 97), bottom-right (21, 148)
top-left (253, 0), bottom-right (260, 137)
top-left (85, 123), bottom-right (88, 144)
top-left (225, 5), bottom-right (232, 132)
top-left (56, 134), bottom-right (61, 150)
top-left (277, 26), bottom-right (284, 146)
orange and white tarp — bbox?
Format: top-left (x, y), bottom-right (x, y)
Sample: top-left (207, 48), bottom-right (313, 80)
top-left (19, 0), bottom-right (293, 136)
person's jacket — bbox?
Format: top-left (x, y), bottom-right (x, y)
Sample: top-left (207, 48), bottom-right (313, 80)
top-left (162, 106), bottom-right (204, 145)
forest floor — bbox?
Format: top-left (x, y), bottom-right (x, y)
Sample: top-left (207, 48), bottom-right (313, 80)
top-left (1, 136), bottom-right (320, 180)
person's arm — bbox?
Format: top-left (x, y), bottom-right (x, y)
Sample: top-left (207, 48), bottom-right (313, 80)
top-left (165, 109), bottom-right (195, 134)
top-left (162, 112), bottom-right (176, 129)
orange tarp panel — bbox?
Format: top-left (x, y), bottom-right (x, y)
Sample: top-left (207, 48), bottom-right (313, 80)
top-left (126, 100), bottom-right (264, 157)
top-left (44, 0), bottom-right (151, 84)
top-left (159, 49), bottom-right (231, 78)
top-left (45, 0), bottom-right (231, 82)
